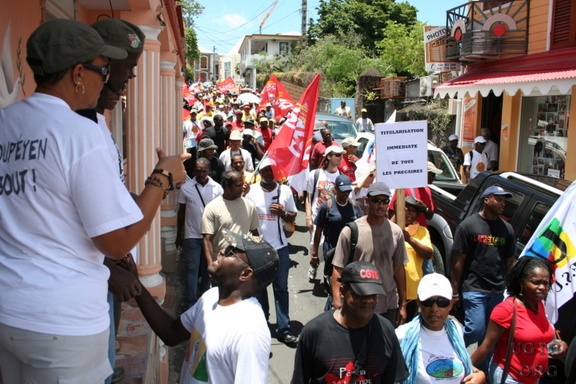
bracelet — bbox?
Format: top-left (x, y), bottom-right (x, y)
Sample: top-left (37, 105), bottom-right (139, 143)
top-left (152, 168), bottom-right (175, 191)
top-left (311, 256), bottom-right (319, 259)
top-left (145, 176), bottom-right (169, 198)
top-left (452, 294), bottom-right (460, 298)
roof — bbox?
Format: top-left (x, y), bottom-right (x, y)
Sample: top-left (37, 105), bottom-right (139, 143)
top-left (435, 47), bottom-right (576, 98)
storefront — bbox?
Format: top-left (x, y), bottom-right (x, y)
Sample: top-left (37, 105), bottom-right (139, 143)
top-left (435, 47), bottom-right (576, 181)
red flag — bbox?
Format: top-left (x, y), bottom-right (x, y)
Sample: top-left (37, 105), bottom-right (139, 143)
top-left (182, 84), bottom-right (197, 105)
top-left (216, 77), bottom-right (237, 93)
top-left (266, 74), bottom-right (320, 179)
top-left (259, 75), bottom-right (295, 122)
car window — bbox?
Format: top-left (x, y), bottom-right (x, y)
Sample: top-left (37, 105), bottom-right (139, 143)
top-left (517, 202), bottom-right (551, 249)
top-left (356, 137), bottom-right (370, 158)
top-left (470, 188), bottom-right (524, 224)
top-left (428, 150), bottom-right (459, 183)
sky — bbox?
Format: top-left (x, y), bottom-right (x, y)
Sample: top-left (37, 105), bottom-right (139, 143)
top-left (194, 0), bottom-right (464, 55)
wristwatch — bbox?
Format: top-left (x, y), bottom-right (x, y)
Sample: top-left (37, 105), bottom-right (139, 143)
top-left (152, 168), bottom-right (175, 190)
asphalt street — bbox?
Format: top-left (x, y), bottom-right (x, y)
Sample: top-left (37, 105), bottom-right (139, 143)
top-left (266, 210), bottom-right (328, 383)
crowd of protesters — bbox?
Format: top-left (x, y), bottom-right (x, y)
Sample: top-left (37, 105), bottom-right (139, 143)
top-left (0, 18), bottom-right (573, 384)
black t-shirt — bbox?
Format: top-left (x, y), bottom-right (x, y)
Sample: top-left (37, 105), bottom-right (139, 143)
top-left (314, 198), bottom-right (363, 248)
top-left (452, 213), bottom-right (516, 293)
top-left (201, 126), bottom-right (229, 154)
top-left (292, 310), bottom-right (408, 384)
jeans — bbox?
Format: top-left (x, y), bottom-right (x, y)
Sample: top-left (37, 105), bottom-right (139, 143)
top-left (463, 291), bottom-right (503, 372)
top-left (182, 238), bottom-right (210, 307)
top-left (462, 291), bottom-right (503, 346)
top-left (489, 360), bottom-right (536, 383)
top-left (257, 246), bottom-right (291, 333)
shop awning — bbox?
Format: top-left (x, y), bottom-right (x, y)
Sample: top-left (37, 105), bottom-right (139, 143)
top-left (435, 47), bottom-right (576, 98)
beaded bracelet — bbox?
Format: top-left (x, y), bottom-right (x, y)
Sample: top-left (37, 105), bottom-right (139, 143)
top-left (145, 176), bottom-right (169, 198)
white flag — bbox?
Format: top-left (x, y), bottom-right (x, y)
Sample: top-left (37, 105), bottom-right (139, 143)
top-left (519, 180), bottom-right (576, 323)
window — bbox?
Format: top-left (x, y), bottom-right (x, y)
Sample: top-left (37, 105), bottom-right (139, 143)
top-left (44, 0), bottom-right (75, 19)
top-left (279, 42), bottom-right (289, 56)
top-left (224, 62), bottom-right (231, 78)
top-left (200, 56), bottom-right (208, 70)
top-left (517, 202), bottom-right (551, 250)
top-left (518, 96), bottom-right (569, 179)
top-left (551, 0), bottom-right (576, 49)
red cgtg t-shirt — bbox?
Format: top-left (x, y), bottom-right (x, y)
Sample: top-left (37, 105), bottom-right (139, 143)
top-left (491, 297), bottom-right (554, 384)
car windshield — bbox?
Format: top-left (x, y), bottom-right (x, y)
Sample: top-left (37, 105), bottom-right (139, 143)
top-left (315, 114), bottom-right (358, 143)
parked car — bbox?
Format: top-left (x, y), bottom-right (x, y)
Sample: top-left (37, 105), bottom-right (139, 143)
top-left (354, 132), bottom-right (463, 194)
top-left (314, 112), bottom-right (358, 144)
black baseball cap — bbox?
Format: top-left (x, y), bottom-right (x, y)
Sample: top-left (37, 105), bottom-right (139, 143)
top-left (222, 229), bottom-right (279, 289)
top-left (339, 261), bottom-right (386, 296)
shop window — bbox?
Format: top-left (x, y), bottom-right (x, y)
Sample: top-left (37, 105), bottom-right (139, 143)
top-left (518, 96), bottom-right (569, 179)
top-left (551, 0), bottom-right (576, 49)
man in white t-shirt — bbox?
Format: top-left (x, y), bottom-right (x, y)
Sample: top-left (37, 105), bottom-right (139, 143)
top-left (354, 108), bottom-right (375, 132)
top-left (463, 136), bottom-right (488, 182)
top-left (246, 158), bottom-right (298, 344)
top-left (125, 229), bottom-right (279, 384)
top-left (305, 145), bottom-right (345, 281)
top-left (480, 128), bottom-right (499, 171)
top-left (335, 100), bottom-right (351, 118)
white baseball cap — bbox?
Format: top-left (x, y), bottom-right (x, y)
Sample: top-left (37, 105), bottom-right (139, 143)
top-left (417, 273), bottom-right (452, 301)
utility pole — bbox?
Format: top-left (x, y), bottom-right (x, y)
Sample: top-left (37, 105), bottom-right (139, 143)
top-left (301, 0), bottom-right (307, 47)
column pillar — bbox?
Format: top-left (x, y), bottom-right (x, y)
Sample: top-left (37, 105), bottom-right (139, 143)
top-left (125, 25), bottom-right (166, 298)
top-left (159, 60), bottom-right (179, 264)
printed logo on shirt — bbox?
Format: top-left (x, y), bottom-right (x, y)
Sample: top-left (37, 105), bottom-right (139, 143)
top-left (325, 360), bottom-right (376, 383)
top-left (185, 328), bottom-right (208, 382)
top-left (426, 358), bottom-right (464, 379)
top-left (473, 234), bottom-right (506, 246)
top-left (475, 161), bottom-right (486, 173)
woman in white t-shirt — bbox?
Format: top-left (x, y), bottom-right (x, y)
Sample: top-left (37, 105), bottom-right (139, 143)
top-left (395, 274), bottom-right (486, 384)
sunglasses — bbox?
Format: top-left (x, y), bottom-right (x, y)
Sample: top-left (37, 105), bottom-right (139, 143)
top-left (220, 245), bottom-right (250, 267)
top-left (420, 297), bottom-right (451, 308)
top-left (369, 197), bottom-right (390, 205)
top-left (83, 62), bottom-right (111, 83)
top-left (330, 153), bottom-right (343, 157)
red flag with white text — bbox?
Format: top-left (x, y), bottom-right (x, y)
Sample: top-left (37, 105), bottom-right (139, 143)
top-left (259, 75), bottom-right (295, 122)
top-left (182, 84), bottom-right (197, 105)
top-left (217, 77), bottom-right (237, 93)
top-left (265, 74), bottom-right (320, 179)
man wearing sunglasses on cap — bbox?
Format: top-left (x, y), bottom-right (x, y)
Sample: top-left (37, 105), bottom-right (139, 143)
top-left (395, 273), bottom-right (485, 384)
top-left (331, 182), bottom-right (409, 327)
top-left (121, 229), bottom-right (278, 383)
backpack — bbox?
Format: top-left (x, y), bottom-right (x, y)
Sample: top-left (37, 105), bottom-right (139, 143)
top-left (322, 221), bottom-right (359, 294)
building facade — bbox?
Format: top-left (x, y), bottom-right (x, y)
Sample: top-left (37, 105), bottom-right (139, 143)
top-left (435, 0), bottom-right (576, 181)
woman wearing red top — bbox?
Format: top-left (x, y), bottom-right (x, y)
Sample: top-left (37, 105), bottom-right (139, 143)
top-left (471, 257), bottom-right (567, 383)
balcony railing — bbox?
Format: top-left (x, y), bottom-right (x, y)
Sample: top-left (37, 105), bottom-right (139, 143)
top-left (445, 0), bottom-right (528, 62)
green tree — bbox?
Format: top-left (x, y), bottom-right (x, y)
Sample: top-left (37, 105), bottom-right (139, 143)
top-left (290, 35), bottom-right (392, 96)
top-left (307, 0), bottom-right (417, 55)
top-left (376, 20), bottom-right (426, 77)
top-left (178, 0), bottom-right (204, 27)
